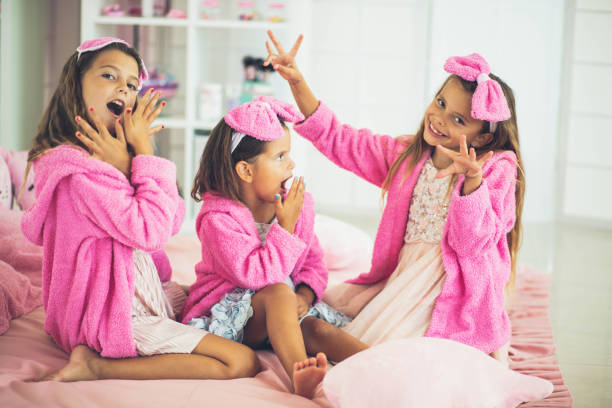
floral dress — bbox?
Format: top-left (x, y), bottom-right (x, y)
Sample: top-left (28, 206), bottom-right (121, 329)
top-left (328, 158), bottom-right (451, 346)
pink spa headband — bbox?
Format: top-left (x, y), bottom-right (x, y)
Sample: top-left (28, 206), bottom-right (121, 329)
top-left (76, 37), bottom-right (149, 90)
top-left (443, 53), bottom-right (511, 133)
top-left (224, 96), bottom-right (304, 153)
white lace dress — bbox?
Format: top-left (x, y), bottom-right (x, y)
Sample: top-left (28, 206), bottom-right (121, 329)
top-left (326, 158), bottom-right (451, 346)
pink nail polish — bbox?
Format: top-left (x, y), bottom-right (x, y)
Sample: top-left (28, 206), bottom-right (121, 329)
top-left (161, 124), bottom-right (165, 129)
top-left (161, 101), bottom-right (166, 106)
top-left (89, 107), bottom-right (94, 112)
top-left (126, 108), bottom-right (131, 113)
top-left (75, 116), bottom-right (80, 122)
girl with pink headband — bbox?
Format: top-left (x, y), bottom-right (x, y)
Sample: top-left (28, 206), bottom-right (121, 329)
top-left (265, 31), bottom-right (525, 365)
top-left (182, 96), bottom-right (369, 399)
top-left (22, 37), bottom-right (260, 382)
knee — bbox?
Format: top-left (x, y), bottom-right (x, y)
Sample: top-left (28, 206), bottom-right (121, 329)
top-left (301, 316), bottom-right (336, 342)
top-left (227, 348), bottom-right (261, 379)
top-left (257, 283), bottom-right (296, 305)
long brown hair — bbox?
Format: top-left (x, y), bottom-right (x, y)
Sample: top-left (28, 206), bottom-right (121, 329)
top-left (382, 74), bottom-right (525, 292)
top-left (27, 42), bottom-right (144, 165)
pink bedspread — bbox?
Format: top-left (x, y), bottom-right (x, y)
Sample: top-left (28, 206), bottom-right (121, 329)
top-left (0, 234), bottom-right (571, 407)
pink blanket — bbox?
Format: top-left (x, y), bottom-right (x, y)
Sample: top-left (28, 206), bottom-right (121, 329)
top-left (0, 208), bottom-right (42, 335)
top-left (0, 234), bottom-right (571, 407)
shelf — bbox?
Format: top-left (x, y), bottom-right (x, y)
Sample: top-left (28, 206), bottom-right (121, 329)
top-left (195, 20), bottom-right (288, 30)
top-left (94, 16), bottom-right (189, 27)
top-left (93, 16), bottom-right (288, 30)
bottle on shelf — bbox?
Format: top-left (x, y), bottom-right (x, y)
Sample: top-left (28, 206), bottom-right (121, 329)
top-left (200, 0), bottom-right (222, 20)
top-left (265, 2), bottom-right (286, 22)
top-left (233, 1), bottom-right (255, 21)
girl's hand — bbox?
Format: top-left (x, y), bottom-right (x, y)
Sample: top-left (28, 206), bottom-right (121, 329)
top-left (275, 176), bottom-right (305, 235)
top-left (75, 111), bottom-right (131, 177)
top-left (295, 284), bottom-right (314, 318)
top-left (123, 89), bottom-right (165, 155)
top-left (435, 135), bottom-right (493, 195)
top-left (264, 30), bottom-right (304, 86)
top-left (295, 293), bottom-right (310, 318)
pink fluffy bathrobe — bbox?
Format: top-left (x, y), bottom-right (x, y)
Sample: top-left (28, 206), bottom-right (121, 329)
top-left (21, 145), bottom-right (184, 358)
top-left (293, 102), bottom-right (517, 354)
top-left (181, 192), bottom-right (327, 324)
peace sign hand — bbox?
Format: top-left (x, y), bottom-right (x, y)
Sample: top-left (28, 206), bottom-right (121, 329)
top-left (76, 109), bottom-right (131, 177)
top-left (435, 134), bottom-right (493, 180)
top-left (264, 30), bottom-right (304, 85)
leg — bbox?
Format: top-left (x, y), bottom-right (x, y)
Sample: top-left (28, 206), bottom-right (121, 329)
top-left (242, 283), bottom-right (326, 399)
top-left (42, 334), bottom-right (260, 382)
top-left (301, 316), bottom-right (369, 362)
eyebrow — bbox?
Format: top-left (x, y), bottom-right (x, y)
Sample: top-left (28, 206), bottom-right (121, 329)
top-left (99, 65), bottom-right (139, 82)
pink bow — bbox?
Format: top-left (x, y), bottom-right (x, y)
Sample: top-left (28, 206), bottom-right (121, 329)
top-left (224, 96), bottom-right (304, 142)
top-left (76, 37), bottom-right (149, 90)
top-left (443, 53), bottom-right (510, 127)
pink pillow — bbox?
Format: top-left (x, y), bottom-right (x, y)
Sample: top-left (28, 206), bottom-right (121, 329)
top-left (0, 155), bottom-right (11, 209)
top-left (323, 338), bottom-right (553, 408)
top-left (314, 214), bottom-right (373, 273)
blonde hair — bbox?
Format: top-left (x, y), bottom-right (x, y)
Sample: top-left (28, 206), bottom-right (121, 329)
top-left (382, 74), bottom-right (525, 293)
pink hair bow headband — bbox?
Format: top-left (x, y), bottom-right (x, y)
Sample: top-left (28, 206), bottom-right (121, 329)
top-left (76, 37), bottom-right (149, 90)
top-left (224, 96), bottom-right (304, 153)
top-left (443, 53), bottom-right (510, 133)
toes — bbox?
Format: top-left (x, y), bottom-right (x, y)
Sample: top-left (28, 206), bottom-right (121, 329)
top-left (316, 352), bottom-right (328, 368)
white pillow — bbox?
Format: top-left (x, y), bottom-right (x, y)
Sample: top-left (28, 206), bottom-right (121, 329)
top-left (314, 214), bottom-right (373, 272)
top-left (0, 155), bottom-right (12, 209)
top-left (323, 338), bottom-right (553, 408)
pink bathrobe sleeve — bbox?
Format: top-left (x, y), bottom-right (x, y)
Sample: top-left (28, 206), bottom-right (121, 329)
top-left (199, 215), bottom-right (307, 289)
top-left (293, 102), bottom-right (407, 187)
top-left (69, 155), bottom-right (184, 252)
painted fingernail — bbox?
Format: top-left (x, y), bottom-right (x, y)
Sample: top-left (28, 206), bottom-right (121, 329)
top-left (75, 116), bottom-right (80, 122)
top-left (89, 107), bottom-right (94, 112)
top-left (161, 101), bottom-right (166, 106)
top-left (126, 108), bottom-right (132, 113)
top-left (161, 124), bottom-right (165, 129)
top-left (275, 194), bottom-right (280, 199)
top-left (76, 132), bottom-right (82, 137)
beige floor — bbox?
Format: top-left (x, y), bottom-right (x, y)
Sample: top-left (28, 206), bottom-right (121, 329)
top-left (321, 209), bottom-right (612, 408)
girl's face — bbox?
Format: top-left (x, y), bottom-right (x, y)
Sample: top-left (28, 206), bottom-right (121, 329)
top-left (423, 78), bottom-right (491, 151)
top-left (250, 127), bottom-right (295, 203)
top-left (81, 49), bottom-right (140, 132)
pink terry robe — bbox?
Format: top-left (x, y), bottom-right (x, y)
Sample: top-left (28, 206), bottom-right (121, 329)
top-left (21, 145), bottom-right (184, 358)
top-left (293, 102), bottom-right (517, 354)
top-left (181, 192), bottom-right (327, 324)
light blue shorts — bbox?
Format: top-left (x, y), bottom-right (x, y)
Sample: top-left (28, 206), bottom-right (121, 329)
top-left (188, 287), bottom-right (352, 343)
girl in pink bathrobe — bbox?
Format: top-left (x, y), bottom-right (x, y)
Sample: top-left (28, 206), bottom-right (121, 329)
top-left (21, 37), bottom-right (260, 382)
top-left (181, 96), bottom-right (369, 399)
top-left (264, 32), bottom-right (525, 365)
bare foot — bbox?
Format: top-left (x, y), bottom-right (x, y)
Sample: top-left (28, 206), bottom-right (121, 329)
top-left (41, 345), bottom-right (100, 382)
top-left (292, 352), bottom-right (327, 399)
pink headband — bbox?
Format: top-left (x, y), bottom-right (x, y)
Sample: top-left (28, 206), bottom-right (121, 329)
top-left (224, 96), bottom-right (304, 153)
top-left (76, 37), bottom-right (149, 90)
top-left (443, 53), bottom-right (510, 133)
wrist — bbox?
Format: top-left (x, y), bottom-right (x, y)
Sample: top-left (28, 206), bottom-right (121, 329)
top-left (132, 142), bottom-right (153, 156)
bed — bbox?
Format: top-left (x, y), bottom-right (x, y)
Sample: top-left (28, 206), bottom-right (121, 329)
top-left (0, 210), bottom-right (572, 407)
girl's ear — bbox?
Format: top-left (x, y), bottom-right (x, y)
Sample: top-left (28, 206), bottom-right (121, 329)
top-left (235, 161), bottom-right (253, 183)
top-left (471, 132), bottom-right (493, 148)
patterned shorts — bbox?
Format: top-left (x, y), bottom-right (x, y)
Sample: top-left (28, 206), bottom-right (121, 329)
top-left (187, 287), bottom-right (352, 343)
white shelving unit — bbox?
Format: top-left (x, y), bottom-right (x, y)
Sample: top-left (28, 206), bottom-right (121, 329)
top-left (80, 0), bottom-right (295, 228)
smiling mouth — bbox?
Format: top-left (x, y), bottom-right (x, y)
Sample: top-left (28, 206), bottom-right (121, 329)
top-left (107, 100), bottom-right (125, 117)
top-left (429, 121), bottom-right (448, 138)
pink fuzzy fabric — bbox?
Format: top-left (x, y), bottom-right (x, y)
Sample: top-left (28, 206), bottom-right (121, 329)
top-left (224, 96), bottom-right (304, 141)
top-left (294, 102), bottom-right (517, 354)
top-left (443, 53), bottom-right (511, 122)
top-left (21, 145), bottom-right (184, 358)
top-left (181, 192), bottom-right (327, 324)
top-left (0, 147), bottom-right (36, 210)
top-left (0, 208), bottom-right (42, 335)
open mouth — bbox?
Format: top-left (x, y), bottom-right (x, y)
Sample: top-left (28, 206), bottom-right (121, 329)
top-left (280, 177), bottom-right (292, 195)
top-left (106, 99), bottom-right (125, 117)
top-left (429, 121), bottom-right (447, 138)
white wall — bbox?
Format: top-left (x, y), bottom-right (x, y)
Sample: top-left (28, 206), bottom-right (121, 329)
top-left (301, 0), bottom-right (565, 224)
top-left (561, 0), bottom-right (612, 224)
